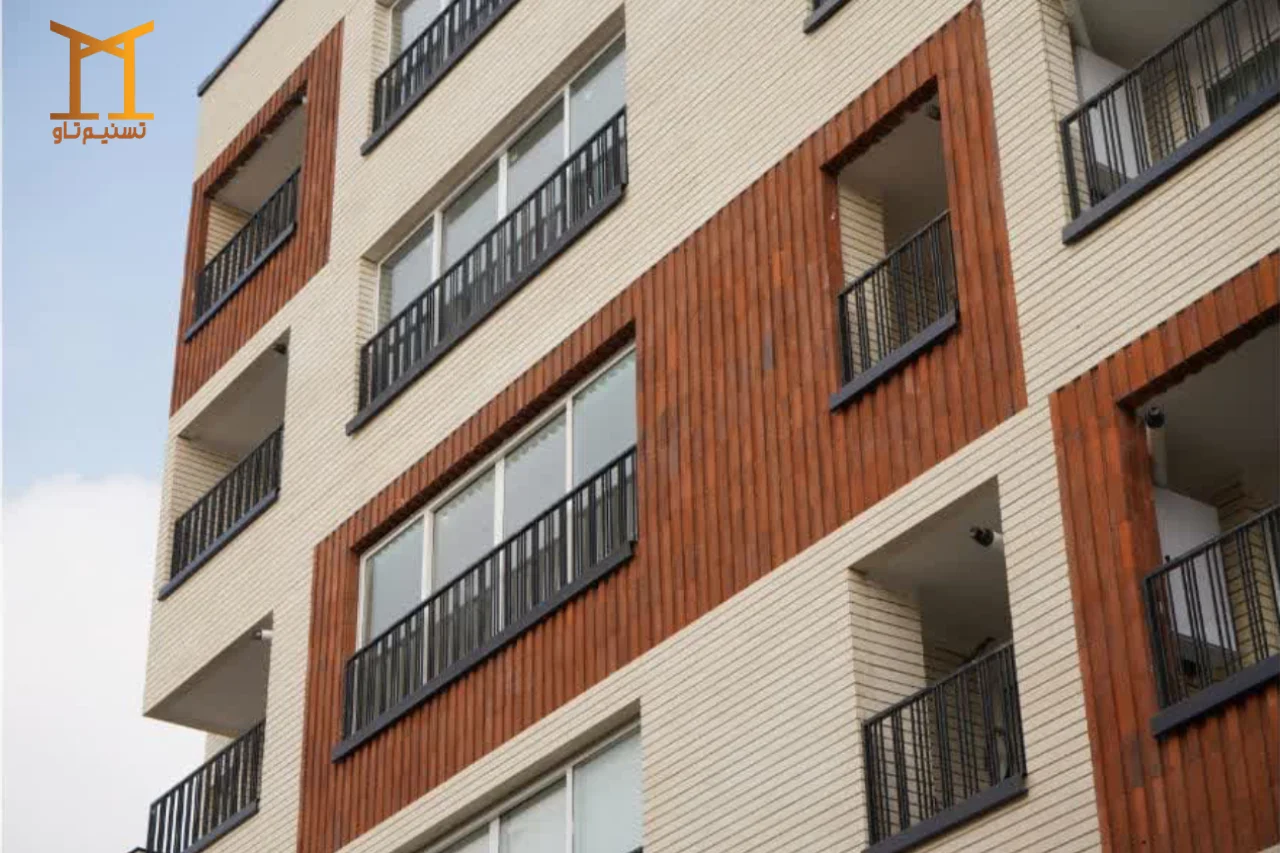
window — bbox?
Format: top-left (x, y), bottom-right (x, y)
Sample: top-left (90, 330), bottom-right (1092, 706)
top-left (392, 0), bottom-right (446, 55)
top-left (358, 349), bottom-right (635, 644)
top-left (377, 36), bottom-right (626, 323)
top-left (436, 728), bottom-right (642, 853)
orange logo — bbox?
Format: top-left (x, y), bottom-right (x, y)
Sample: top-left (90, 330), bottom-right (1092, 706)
top-left (49, 20), bottom-right (154, 144)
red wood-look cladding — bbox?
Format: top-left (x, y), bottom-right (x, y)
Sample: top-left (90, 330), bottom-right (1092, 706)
top-left (169, 24), bottom-right (342, 413)
top-left (298, 7), bottom-right (1026, 850)
top-left (1050, 252), bottom-right (1280, 853)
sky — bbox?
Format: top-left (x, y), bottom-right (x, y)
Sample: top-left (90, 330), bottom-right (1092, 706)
top-left (2, 0), bottom-right (283, 849)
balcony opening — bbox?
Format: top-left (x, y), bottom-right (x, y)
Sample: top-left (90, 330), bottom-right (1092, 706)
top-left (1061, 0), bottom-right (1279, 236)
top-left (852, 482), bottom-right (1026, 851)
top-left (189, 100), bottom-right (306, 337)
top-left (143, 618), bottom-right (271, 853)
top-left (163, 337), bottom-right (288, 598)
top-left (1139, 323), bottom-right (1279, 732)
top-left (831, 90), bottom-right (957, 410)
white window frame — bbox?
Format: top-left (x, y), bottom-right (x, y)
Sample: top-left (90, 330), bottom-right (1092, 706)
top-left (356, 345), bottom-right (635, 646)
top-left (420, 723), bottom-right (642, 853)
top-left (388, 0), bottom-right (451, 59)
top-left (376, 34), bottom-right (626, 324)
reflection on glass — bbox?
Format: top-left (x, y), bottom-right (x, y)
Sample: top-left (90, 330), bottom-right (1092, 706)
top-left (364, 518), bottom-right (424, 640)
top-left (503, 415), bottom-right (567, 536)
top-left (572, 352), bottom-right (636, 482)
top-left (443, 164), bottom-right (500, 270)
top-left (573, 732), bottom-right (643, 853)
top-left (507, 104), bottom-right (565, 207)
top-left (570, 39), bottom-right (626, 148)
top-left (443, 829), bottom-right (490, 853)
top-left (394, 0), bottom-right (440, 54)
top-left (499, 783), bottom-right (565, 853)
top-left (433, 470), bottom-right (495, 587)
top-left (381, 222), bottom-right (435, 322)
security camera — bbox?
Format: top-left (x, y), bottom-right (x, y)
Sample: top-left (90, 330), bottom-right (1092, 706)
top-left (254, 628), bottom-right (274, 643)
top-left (969, 526), bottom-right (1005, 552)
top-left (1144, 406), bottom-right (1168, 486)
top-left (1144, 406), bottom-right (1165, 429)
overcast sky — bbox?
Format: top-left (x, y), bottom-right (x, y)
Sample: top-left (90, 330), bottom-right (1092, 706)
top-left (3, 0), bottom-right (283, 850)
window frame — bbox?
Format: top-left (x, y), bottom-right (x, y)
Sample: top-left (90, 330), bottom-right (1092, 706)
top-left (422, 723), bottom-right (642, 853)
top-left (375, 33), bottom-right (626, 326)
top-left (355, 345), bottom-right (636, 647)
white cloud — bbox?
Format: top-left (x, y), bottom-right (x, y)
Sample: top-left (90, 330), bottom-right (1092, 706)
top-left (3, 475), bottom-right (205, 853)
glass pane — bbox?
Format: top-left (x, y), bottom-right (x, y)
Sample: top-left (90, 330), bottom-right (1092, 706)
top-left (394, 0), bottom-right (439, 54)
top-left (569, 39), bottom-right (626, 148)
top-left (433, 469), bottom-right (495, 587)
top-left (364, 518), bottom-right (424, 641)
top-left (380, 221), bottom-right (435, 323)
top-left (507, 103), bottom-right (565, 207)
top-left (499, 783), bottom-right (565, 853)
top-left (503, 414), bottom-right (567, 536)
top-left (442, 164), bottom-right (500, 270)
top-left (443, 829), bottom-right (490, 853)
top-left (573, 732), bottom-right (643, 853)
top-left (572, 352), bottom-right (636, 483)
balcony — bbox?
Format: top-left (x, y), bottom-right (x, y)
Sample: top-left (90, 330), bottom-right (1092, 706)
top-left (334, 447), bottom-right (637, 759)
top-left (1060, 0), bottom-right (1279, 242)
top-left (138, 722), bottom-right (264, 853)
top-left (349, 109), bottom-right (628, 432)
top-left (364, 0), bottom-right (521, 153)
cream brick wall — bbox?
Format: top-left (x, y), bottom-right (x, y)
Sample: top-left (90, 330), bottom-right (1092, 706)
top-left (143, 0), bottom-right (1278, 850)
top-left (205, 199), bottom-right (251, 262)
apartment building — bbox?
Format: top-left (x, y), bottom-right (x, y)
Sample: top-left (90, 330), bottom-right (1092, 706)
top-left (132, 0), bottom-right (1279, 851)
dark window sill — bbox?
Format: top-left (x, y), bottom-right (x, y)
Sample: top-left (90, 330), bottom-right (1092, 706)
top-left (158, 490), bottom-right (279, 601)
top-left (830, 308), bottom-right (957, 411)
top-left (346, 182), bottom-right (625, 434)
top-left (1062, 82), bottom-right (1279, 245)
top-left (804, 0), bottom-right (854, 33)
top-left (332, 541), bottom-right (634, 762)
top-left (184, 222), bottom-right (296, 341)
top-left (866, 775), bottom-right (1027, 853)
top-left (1151, 655), bottom-right (1279, 738)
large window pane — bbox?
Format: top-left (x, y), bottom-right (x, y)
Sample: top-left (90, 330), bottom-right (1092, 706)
top-left (569, 39), bottom-right (626, 148)
top-left (433, 470), bottom-right (495, 587)
top-left (573, 732), bottom-right (642, 853)
top-left (499, 783), bottom-right (565, 853)
top-left (507, 103), bottom-right (565, 207)
top-left (442, 164), bottom-right (500, 270)
top-left (503, 415), bottom-right (567, 536)
top-left (394, 0), bottom-right (439, 54)
top-left (381, 221), bottom-right (435, 323)
top-left (572, 352), bottom-right (636, 483)
top-left (442, 830), bottom-right (490, 853)
top-left (364, 519), bottom-right (424, 641)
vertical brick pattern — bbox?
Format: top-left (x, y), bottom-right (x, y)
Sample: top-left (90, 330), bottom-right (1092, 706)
top-left (171, 24), bottom-right (343, 414)
top-left (297, 8), bottom-right (1028, 851)
top-left (1050, 252), bottom-right (1280, 853)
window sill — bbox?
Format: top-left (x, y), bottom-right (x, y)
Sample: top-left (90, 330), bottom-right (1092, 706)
top-left (866, 775), bottom-right (1027, 853)
top-left (158, 489), bottom-right (279, 601)
top-left (804, 0), bottom-right (854, 33)
top-left (1151, 655), bottom-right (1280, 738)
top-left (332, 540), bottom-right (634, 762)
top-left (184, 222), bottom-right (296, 341)
top-left (829, 308), bottom-right (957, 411)
top-left (1062, 82), bottom-right (1279, 245)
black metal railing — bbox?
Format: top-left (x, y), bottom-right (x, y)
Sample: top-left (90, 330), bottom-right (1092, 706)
top-left (169, 426), bottom-right (283, 584)
top-left (372, 0), bottom-right (517, 135)
top-left (1061, 0), bottom-right (1279, 219)
top-left (836, 211), bottom-right (956, 388)
top-left (863, 644), bottom-right (1025, 846)
top-left (191, 169), bottom-right (300, 333)
top-left (1144, 505), bottom-right (1280, 709)
top-left (356, 109), bottom-right (628, 416)
top-left (145, 722), bottom-right (264, 853)
top-left (341, 447), bottom-right (637, 741)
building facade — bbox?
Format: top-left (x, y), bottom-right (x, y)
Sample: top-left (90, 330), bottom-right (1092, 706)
top-left (135, 1), bottom-right (1280, 852)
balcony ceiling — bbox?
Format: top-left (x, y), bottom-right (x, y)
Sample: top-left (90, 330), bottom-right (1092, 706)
top-left (216, 103), bottom-right (306, 213)
top-left (181, 339), bottom-right (287, 459)
top-left (149, 617), bottom-right (271, 736)
top-left (1071, 0), bottom-right (1223, 68)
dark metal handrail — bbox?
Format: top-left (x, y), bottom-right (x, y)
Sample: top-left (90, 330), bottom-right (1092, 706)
top-left (1061, 0), bottom-right (1279, 217)
top-left (169, 426), bottom-right (283, 582)
top-left (1144, 505), bottom-right (1280, 708)
top-left (341, 447), bottom-right (637, 740)
top-left (145, 722), bottom-right (264, 853)
top-left (835, 210), bottom-right (956, 386)
top-left (863, 643), bottom-right (1025, 845)
top-left (357, 109), bottom-right (628, 414)
top-left (372, 0), bottom-right (516, 134)
top-left (191, 168), bottom-right (300, 332)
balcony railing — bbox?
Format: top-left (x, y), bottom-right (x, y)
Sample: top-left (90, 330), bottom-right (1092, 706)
top-left (351, 109), bottom-right (628, 430)
top-left (188, 168), bottom-right (300, 338)
top-left (863, 644), bottom-right (1026, 850)
top-left (367, 0), bottom-right (519, 146)
top-left (145, 722), bottom-right (264, 853)
top-left (832, 211), bottom-right (956, 409)
top-left (1061, 0), bottom-right (1279, 228)
top-left (337, 448), bottom-right (637, 755)
top-left (163, 426), bottom-right (283, 598)
top-left (1144, 505), bottom-right (1280, 720)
